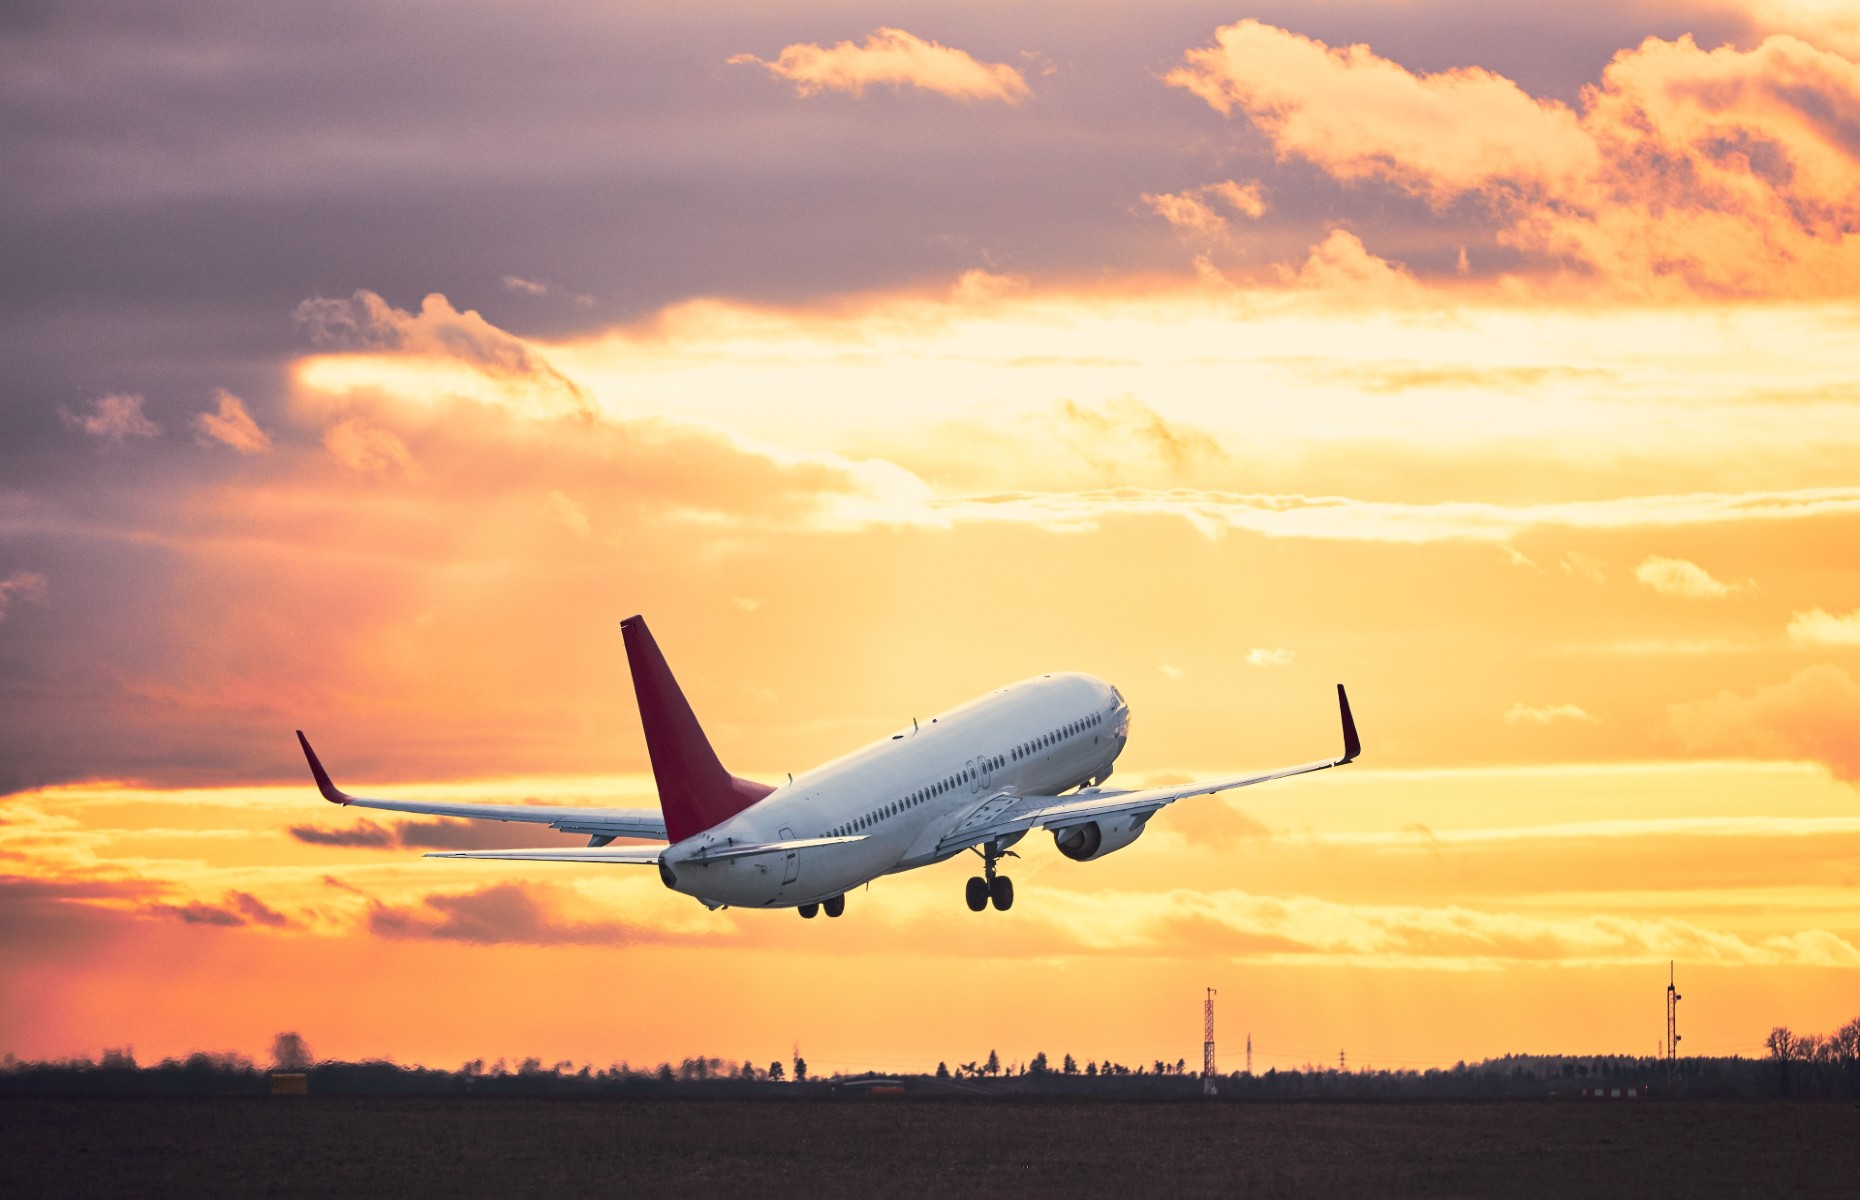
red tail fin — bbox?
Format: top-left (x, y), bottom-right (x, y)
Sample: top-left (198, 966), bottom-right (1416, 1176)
top-left (622, 615), bottom-right (773, 842)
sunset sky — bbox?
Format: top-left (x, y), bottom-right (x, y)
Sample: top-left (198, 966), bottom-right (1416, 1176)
top-left (4, 0), bottom-right (1859, 1076)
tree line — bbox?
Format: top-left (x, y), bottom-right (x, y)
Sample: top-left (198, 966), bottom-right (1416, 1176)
top-left (6, 1015), bottom-right (1857, 1099)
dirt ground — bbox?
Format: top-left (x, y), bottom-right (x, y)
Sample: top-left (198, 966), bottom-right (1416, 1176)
top-left (4, 1096), bottom-right (1856, 1198)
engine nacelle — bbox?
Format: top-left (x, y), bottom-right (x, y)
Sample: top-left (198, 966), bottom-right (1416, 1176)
top-left (1052, 812), bottom-right (1151, 862)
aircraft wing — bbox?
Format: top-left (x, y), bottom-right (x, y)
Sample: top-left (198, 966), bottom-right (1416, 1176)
top-left (424, 835), bottom-right (865, 865)
top-left (937, 684), bottom-right (1359, 855)
top-left (295, 731), bottom-right (667, 842)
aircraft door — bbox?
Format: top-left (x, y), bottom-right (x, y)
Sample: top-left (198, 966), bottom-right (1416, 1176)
top-left (778, 825), bottom-right (799, 885)
top-left (968, 759), bottom-right (981, 793)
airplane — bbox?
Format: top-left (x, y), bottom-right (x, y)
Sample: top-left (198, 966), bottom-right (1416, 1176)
top-left (296, 615), bottom-right (1359, 917)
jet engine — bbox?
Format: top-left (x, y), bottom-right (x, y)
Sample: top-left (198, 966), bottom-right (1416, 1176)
top-left (1052, 812), bottom-right (1152, 862)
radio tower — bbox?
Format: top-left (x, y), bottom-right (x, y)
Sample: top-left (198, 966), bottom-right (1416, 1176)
top-left (1202, 988), bottom-right (1219, 1096)
top-left (1665, 961), bottom-right (1682, 1086)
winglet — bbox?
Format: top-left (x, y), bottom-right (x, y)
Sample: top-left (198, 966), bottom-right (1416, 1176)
top-left (1337, 685), bottom-right (1361, 764)
top-left (295, 730), bottom-right (354, 805)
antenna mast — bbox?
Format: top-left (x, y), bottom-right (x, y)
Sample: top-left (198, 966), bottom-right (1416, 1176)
top-left (1665, 961), bottom-right (1682, 1087)
top-left (1202, 987), bottom-right (1219, 1096)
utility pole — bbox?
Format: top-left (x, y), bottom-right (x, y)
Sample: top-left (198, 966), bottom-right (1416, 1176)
top-left (1202, 988), bottom-right (1218, 1096)
top-left (1666, 961), bottom-right (1682, 1087)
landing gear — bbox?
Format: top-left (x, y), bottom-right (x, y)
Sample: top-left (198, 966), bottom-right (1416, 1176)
top-left (823, 894), bottom-right (845, 919)
top-left (798, 902), bottom-right (818, 919)
top-left (965, 842), bottom-right (1017, 913)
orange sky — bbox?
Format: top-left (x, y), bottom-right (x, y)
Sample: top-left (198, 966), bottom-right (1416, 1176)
top-left (3, 2), bottom-right (1858, 1074)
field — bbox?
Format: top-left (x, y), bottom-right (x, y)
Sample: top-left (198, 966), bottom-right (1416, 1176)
top-left (5, 1096), bottom-right (1856, 1198)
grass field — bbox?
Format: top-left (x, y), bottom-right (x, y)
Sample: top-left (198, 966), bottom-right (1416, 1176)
top-left (5, 1096), bottom-right (1856, 1198)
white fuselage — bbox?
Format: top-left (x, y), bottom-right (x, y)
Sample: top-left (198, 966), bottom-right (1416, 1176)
top-left (658, 673), bottom-right (1129, 909)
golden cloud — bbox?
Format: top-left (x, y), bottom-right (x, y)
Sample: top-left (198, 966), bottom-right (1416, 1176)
top-left (192, 390), bottom-right (271, 454)
top-left (295, 291), bottom-right (593, 420)
top-left (1787, 607), bottom-right (1860, 644)
top-left (1169, 22), bottom-right (1860, 297)
top-left (1142, 179), bottom-right (1267, 242)
top-left (1634, 555), bottom-right (1745, 599)
top-left (1669, 664), bottom-right (1860, 780)
top-left (729, 28), bottom-right (1031, 104)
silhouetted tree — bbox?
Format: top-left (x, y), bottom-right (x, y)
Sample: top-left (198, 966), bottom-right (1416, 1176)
top-left (742, 1060), bottom-right (757, 1080)
top-left (271, 1032), bottom-right (313, 1072)
top-left (1767, 1027), bottom-right (1797, 1097)
top-left (1062, 1054), bottom-right (1078, 1075)
top-left (769, 1061), bottom-right (784, 1081)
top-left (792, 1055), bottom-right (807, 1082)
top-left (935, 1062), bottom-right (949, 1079)
top-left (985, 1049), bottom-right (1000, 1077)
top-left (1085, 1060), bottom-right (1097, 1077)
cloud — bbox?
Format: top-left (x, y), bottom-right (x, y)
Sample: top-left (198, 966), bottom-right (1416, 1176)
top-left (1286, 229), bottom-right (1422, 300)
top-left (1634, 555), bottom-right (1742, 598)
top-left (144, 889), bottom-right (292, 929)
top-left (289, 817), bottom-right (569, 851)
top-left (367, 882), bottom-right (663, 945)
top-left (0, 572), bottom-right (49, 623)
top-left (1142, 179), bottom-right (1267, 241)
top-left (289, 819), bottom-right (396, 848)
top-left (1038, 886), bottom-right (1860, 967)
top-left (1158, 663), bottom-right (1185, 682)
top-left (1727, 0), bottom-right (1860, 58)
top-left (729, 28), bottom-right (1031, 104)
top-left (1504, 702), bottom-right (1596, 725)
top-left (1669, 664), bottom-right (1860, 780)
top-left (1168, 21), bottom-right (1860, 297)
top-left (547, 490), bottom-right (590, 537)
top-left (192, 390), bottom-right (271, 454)
top-left (322, 418), bottom-right (413, 474)
top-left (392, 819), bottom-right (576, 851)
top-left (500, 275), bottom-right (593, 305)
top-left (1787, 607), bottom-right (1860, 644)
top-left (1246, 648), bottom-right (1294, 667)
top-left (930, 484), bottom-right (1860, 544)
top-left (59, 393), bottom-right (161, 441)
top-left (295, 290), bottom-right (592, 419)
top-left (1560, 552), bottom-right (1607, 583)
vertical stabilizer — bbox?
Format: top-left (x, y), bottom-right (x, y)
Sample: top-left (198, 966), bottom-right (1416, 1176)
top-left (621, 616), bottom-right (773, 842)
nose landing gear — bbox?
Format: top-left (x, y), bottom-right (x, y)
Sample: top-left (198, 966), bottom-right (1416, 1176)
top-left (965, 842), bottom-right (1016, 912)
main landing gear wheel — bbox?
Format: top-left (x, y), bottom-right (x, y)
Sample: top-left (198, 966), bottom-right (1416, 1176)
top-left (798, 902), bottom-right (819, 919)
top-left (823, 894), bottom-right (845, 918)
top-left (965, 839), bottom-right (1020, 912)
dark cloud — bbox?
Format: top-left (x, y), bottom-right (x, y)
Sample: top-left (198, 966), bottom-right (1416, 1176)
top-left (367, 882), bottom-right (662, 946)
top-left (144, 889), bottom-right (294, 928)
top-left (289, 819), bottom-right (396, 848)
top-left (290, 816), bottom-right (579, 851)
top-left (392, 819), bottom-right (580, 852)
